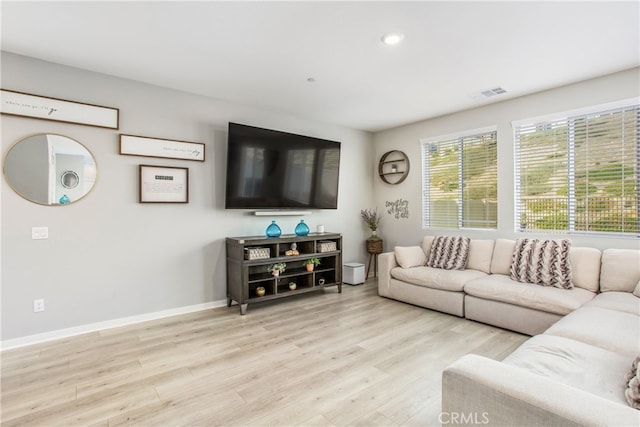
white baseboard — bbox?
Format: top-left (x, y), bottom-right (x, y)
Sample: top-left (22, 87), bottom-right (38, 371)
top-left (0, 299), bottom-right (228, 351)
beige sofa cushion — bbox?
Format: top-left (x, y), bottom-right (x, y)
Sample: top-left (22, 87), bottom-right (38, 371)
top-left (464, 274), bottom-right (595, 315)
top-left (390, 266), bottom-right (486, 292)
top-left (394, 246), bottom-right (426, 268)
top-left (503, 334), bottom-right (632, 407)
top-left (490, 238), bottom-right (516, 275)
top-left (467, 239), bottom-right (495, 274)
top-left (585, 292), bottom-right (640, 316)
top-left (601, 249), bottom-right (640, 293)
top-left (544, 306), bottom-right (640, 358)
top-left (569, 247), bottom-right (602, 293)
top-left (420, 236), bottom-right (435, 258)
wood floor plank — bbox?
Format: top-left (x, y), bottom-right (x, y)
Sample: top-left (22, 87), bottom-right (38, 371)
top-left (1, 280), bottom-right (528, 426)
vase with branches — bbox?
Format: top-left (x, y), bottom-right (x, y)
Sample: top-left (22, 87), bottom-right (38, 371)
top-left (360, 207), bottom-right (382, 240)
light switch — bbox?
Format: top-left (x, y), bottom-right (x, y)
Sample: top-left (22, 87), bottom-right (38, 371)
top-left (32, 227), bottom-right (48, 240)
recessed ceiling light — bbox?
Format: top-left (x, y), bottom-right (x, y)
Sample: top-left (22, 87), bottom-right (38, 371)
top-left (381, 32), bottom-right (404, 46)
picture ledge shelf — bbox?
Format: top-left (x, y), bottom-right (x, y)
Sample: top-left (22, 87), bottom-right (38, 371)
top-left (253, 211), bottom-right (312, 216)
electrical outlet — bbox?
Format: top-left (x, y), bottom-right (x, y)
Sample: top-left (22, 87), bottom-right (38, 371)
top-left (33, 299), bottom-right (45, 313)
top-left (32, 227), bottom-right (48, 240)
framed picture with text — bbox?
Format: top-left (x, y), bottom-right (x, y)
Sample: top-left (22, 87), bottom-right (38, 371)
top-left (1, 89), bottom-right (119, 129)
top-left (121, 134), bottom-right (205, 162)
top-left (139, 165), bottom-right (189, 203)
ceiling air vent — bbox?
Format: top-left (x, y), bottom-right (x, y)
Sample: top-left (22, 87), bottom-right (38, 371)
top-left (470, 87), bottom-right (507, 100)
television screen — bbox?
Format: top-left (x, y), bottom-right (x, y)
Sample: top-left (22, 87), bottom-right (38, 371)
top-left (225, 122), bottom-right (341, 209)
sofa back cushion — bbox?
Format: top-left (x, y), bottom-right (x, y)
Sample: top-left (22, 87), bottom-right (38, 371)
top-left (569, 247), bottom-right (601, 293)
top-left (421, 236), bottom-right (435, 258)
top-left (467, 239), bottom-right (495, 274)
top-left (600, 249), bottom-right (640, 293)
top-left (490, 239), bottom-right (516, 275)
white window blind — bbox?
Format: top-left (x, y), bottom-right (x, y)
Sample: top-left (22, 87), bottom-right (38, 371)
top-left (421, 128), bottom-right (497, 229)
top-left (514, 103), bottom-right (639, 236)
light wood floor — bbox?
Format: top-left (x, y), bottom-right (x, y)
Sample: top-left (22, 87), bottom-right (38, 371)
top-left (1, 280), bottom-right (528, 426)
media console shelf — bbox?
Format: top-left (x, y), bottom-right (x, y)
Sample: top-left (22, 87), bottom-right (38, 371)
top-left (226, 232), bottom-right (342, 314)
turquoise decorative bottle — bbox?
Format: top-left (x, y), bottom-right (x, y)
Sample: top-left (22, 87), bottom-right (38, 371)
top-left (59, 194), bottom-right (70, 205)
top-left (294, 220), bottom-right (309, 236)
top-left (265, 220), bottom-right (281, 238)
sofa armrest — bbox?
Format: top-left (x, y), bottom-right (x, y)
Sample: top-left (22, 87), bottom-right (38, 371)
top-left (442, 354), bottom-right (640, 426)
top-left (377, 251), bottom-right (397, 298)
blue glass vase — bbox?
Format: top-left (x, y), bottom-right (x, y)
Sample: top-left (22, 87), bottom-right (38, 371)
top-left (266, 220), bottom-right (281, 238)
top-left (294, 220), bottom-right (309, 236)
top-left (59, 194), bottom-right (70, 205)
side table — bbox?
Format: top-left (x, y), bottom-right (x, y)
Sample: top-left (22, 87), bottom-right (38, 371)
top-left (366, 238), bottom-right (383, 278)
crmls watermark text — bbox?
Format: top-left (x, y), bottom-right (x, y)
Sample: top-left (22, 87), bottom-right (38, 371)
top-left (439, 412), bottom-right (489, 425)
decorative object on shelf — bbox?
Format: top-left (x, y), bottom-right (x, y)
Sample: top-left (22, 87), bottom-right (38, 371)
top-left (303, 258), bottom-right (321, 272)
top-left (245, 247), bottom-right (270, 260)
top-left (317, 224), bottom-right (325, 233)
top-left (360, 207), bottom-right (382, 240)
top-left (317, 240), bottom-right (337, 252)
top-left (267, 262), bottom-right (286, 276)
top-left (386, 198), bottom-right (410, 219)
top-left (0, 89), bottom-right (119, 129)
top-left (294, 220), bottom-right (310, 236)
top-left (318, 278), bottom-right (326, 286)
top-left (265, 220), bottom-right (282, 238)
top-left (139, 165), bottom-right (189, 203)
top-left (256, 286), bottom-right (266, 297)
top-left (285, 242), bottom-right (299, 256)
top-left (289, 282), bottom-right (297, 290)
top-left (120, 134), bottom-right (205, 162)
top-left (378, 150), bottom-right (410, 184)
top-left (59, 194), bottom-right (70, 205)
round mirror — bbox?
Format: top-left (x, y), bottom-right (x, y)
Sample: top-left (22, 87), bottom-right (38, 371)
top-left (3, 134), bottom-right (97, 205)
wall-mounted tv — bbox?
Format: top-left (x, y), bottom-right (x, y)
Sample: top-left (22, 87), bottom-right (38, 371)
top-left (225, 122), bottom-right (341, 210)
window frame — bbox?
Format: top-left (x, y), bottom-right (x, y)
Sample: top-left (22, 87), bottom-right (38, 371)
top-left (420, 125), bottom-right (498, 230)
top-left (512, 98), bottom-right (639, 237)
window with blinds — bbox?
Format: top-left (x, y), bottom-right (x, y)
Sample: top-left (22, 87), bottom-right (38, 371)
top-left (421, 128), bottom-right (497, 229)
top-left (514, 102), bottom-right (639, 236)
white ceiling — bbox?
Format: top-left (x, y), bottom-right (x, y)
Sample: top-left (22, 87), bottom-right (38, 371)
top-left (2, 1), bottom-right (639, 132)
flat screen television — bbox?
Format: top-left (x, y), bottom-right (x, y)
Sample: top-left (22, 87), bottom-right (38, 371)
top-left (225, 122), bottom-right (341, 210)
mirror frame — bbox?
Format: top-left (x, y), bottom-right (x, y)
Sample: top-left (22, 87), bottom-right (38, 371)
top-left (3, 133), bottom-right (98, 206)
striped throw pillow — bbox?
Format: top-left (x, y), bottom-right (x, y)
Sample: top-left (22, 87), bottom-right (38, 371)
top-left (510, 238), bottom-right (573, 289)
top-left (426, 236), bottom-right (471, 270)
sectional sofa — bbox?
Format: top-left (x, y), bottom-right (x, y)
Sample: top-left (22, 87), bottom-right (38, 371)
top-left (377, 236), bottom-right (640, 426)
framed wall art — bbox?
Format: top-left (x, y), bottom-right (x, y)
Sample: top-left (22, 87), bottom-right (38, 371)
top-left (0, 89), bottom-right (119, 129)
top-left (139, 165), bottom-right (189, 203)
top-left (120, 134), bottom-right (205, 162)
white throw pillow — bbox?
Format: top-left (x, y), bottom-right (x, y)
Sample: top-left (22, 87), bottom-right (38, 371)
top-left (394, 246), bottom-right (427, 269)
top-left (633, 281), bottom-right (640, 298)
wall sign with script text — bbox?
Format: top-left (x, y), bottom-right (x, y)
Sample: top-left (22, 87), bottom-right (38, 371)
top-left (1, 89), bottom-right (119, 129)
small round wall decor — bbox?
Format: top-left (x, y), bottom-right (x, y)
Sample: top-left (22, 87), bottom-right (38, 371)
top-left (378, 150), bottom-right (410, 184)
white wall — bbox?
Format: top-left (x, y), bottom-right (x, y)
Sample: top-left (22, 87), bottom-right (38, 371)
top-left (1, 52), bottom-right (374, 342)
top-left (373, 67), bottom-right (640, 251)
